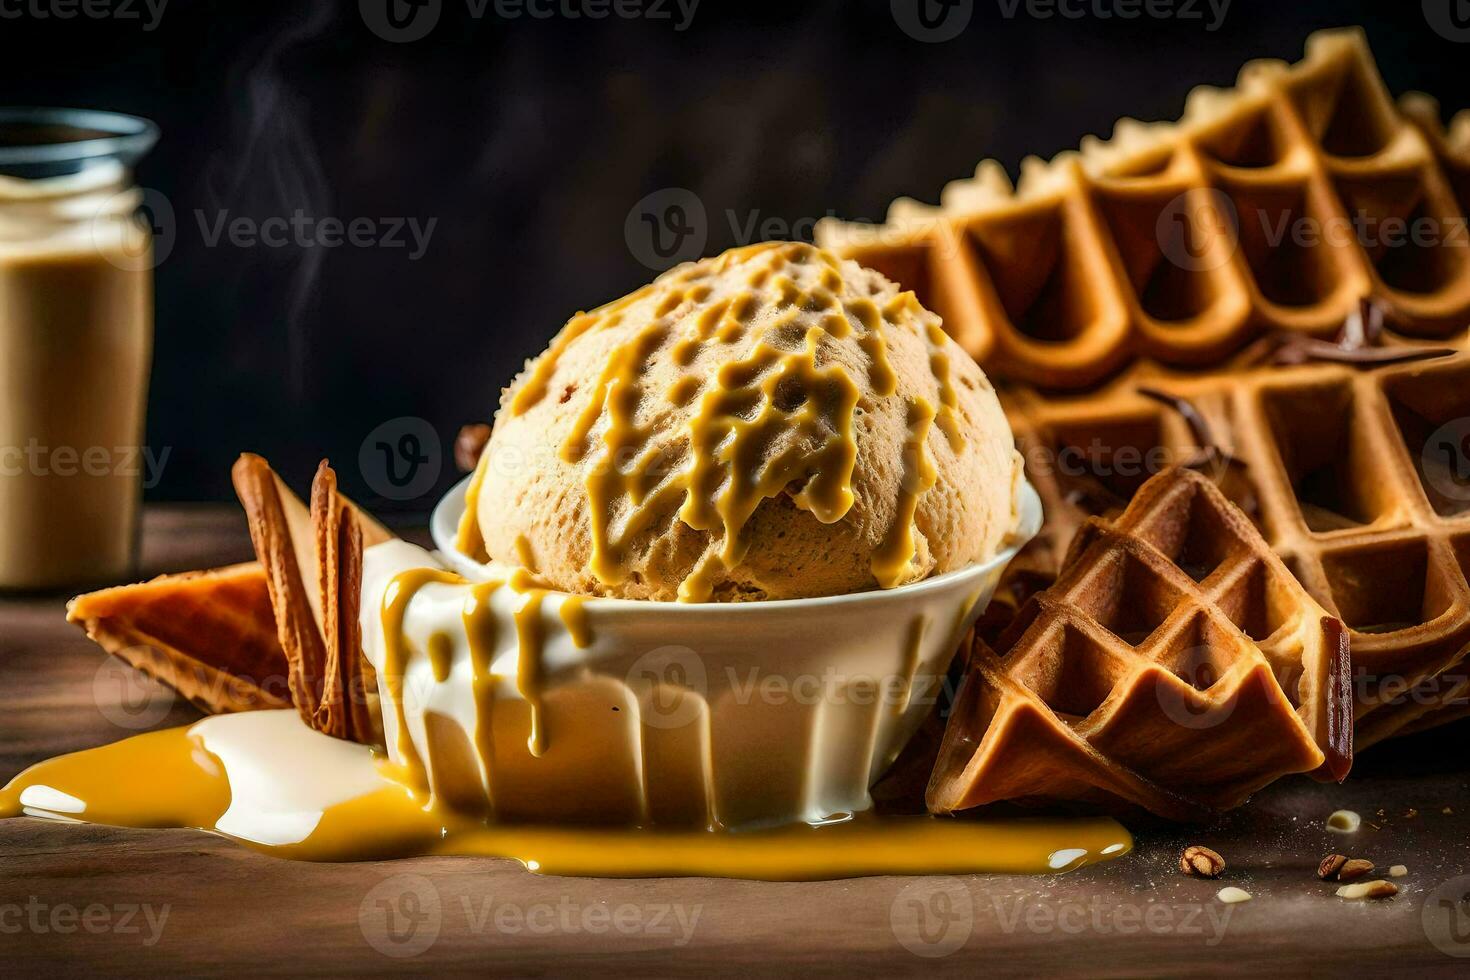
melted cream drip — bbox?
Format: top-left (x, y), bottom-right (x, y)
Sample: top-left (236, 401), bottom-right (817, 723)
top-left (385, 563), bottom-right (559, 790)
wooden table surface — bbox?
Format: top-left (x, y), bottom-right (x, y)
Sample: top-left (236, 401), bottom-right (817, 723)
top-left (4, 506), bottom-right (1470, 977)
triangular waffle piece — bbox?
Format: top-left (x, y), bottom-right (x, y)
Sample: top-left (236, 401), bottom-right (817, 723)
top-left (817, 29), bottom-right (1470, 389)
top-left (928, 467), bottom-right (1351, 820)
top-left (66, 562), bottom-right (291, 715)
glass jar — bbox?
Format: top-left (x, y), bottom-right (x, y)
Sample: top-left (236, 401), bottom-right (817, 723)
top-left (0, 109), bottom-right (159, 590)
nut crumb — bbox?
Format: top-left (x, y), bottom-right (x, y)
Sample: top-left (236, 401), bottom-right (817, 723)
top-left (1388, 865), bottom-right (1408, 878)
top-left (1327, 810), bottom-right (1361, 834)
top-left (1444, 807), bottom-right (1454, 815)
top-left (1216, 887), bottom-right (1252, 904)
top-left (1336, 880), bottom-right (1397, 900)
top-left (1179, 845), bottom-right (1225, 878)
top-left (453, 423), bottom-right (492, 473)
top-left (1318, 854), bottom-right (1348, 880)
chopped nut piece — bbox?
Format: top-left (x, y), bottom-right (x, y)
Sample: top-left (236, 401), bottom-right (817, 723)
top-left (1388, 865), bottom-right (1408, 878)
top-left (1318, 854), bottom-right (1349, 880)
top-left (1327, 809), bottom-right (1361, 833)
top-left (1336, 880), bottom-right (1397, 900)
top-left (454, 423), bottom-right (492, 473)
top-left (1216, 887), bottom-right (1252, 904)
top-left (1338, 859), bottom-right (1375, 882)
top-left (1180, 845), bottom-right (1226, 878)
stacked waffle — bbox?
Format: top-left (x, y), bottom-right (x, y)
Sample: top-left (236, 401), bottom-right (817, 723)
top-left (820, 28), bottom-right (1470, 816)
top-left (816, 28), bottom-right (1470, 388)
top-left (1003, 354), bottom-right (1470, 750)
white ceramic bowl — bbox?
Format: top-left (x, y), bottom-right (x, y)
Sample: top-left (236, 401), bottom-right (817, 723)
top-left (387, 476), bottom-right (1041, 828)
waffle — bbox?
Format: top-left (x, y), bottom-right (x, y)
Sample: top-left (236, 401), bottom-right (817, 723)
top-left (815, 28), bottom-right (1470, 390)
top-left (927, 467), bottom-right (1351, 821)
top-left (1001, 352), bottom-right (1470, 748)
top-left (66, 562), bottom-right (292, 715)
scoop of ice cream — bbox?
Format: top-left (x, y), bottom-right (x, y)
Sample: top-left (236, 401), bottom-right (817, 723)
top-left (458, 241), bottom-right (1022, 602)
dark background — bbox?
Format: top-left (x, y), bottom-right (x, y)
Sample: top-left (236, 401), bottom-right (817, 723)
top-left (7, 0), bottom-right (1468, 511)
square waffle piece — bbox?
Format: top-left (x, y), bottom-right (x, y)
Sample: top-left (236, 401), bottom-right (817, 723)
top-left (928, 466), bottom-right (1351, 821)
top-left (816, 28), bottom-right (1470, 389)
top-left (1003, 352), bottom-right (1470, 748)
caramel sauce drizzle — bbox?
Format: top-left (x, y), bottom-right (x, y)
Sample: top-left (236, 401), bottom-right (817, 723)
top-left (379, 567), bottom-right (468, 797)
top-left (870, 397), bottom-right (940, 588)
top-left (677, 317), bottom-right (861, 600)
top-left (461, 579), bottom-right (503, 817)
top-left (0, 712), bottom-right (1135, 877)
top-left (557, 595), bottom-right (592, 648)
top-left (508, 567), bottom-right (549, 757)
top-left (454, 449), bottom-right (492, 560)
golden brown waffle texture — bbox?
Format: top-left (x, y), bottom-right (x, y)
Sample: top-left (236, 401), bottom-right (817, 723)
top-left (817, 28), bottom-right (1470, 389)
top-left (928, 468), bottom-right (1351, 821)
top-left (1004, 355), bottom-right (1470, 749)
top-left (820, 27), bottom-right (1470, 746)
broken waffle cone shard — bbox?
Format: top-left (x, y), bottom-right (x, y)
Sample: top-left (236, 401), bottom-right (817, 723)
top-left (233, 453), bottom-right (394, 746)
top-left (927, 467), bottom-right (1351, 820)
top-left (66, 562), bottom-right (292, 715)
top-left (233, 452), bottom-right (331, 734)
top-left (310, 459), bottom-right (390, 745)
top-left (815, 28), bottom-right (1470, 389)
